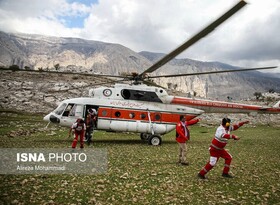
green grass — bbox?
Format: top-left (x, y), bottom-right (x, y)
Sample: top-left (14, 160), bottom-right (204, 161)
top-left (0, 111), bottom-right (280, 204)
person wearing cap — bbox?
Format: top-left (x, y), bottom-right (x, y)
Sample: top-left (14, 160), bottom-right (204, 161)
top-left (198, 118), bottom-right (249, 179)
top-left (176, 115), bottom-right (200, 165)
top-left (69, 118), bottom-right (86, 149)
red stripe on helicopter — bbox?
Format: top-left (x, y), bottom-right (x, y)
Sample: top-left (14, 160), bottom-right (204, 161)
top-left (97, 107), bottom-right (198, 124)
top-left (171, 97), bottom-right (263, 111)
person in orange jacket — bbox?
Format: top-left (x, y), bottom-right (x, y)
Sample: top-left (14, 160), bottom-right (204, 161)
top-left (176, 115), bottom-right (200, 165)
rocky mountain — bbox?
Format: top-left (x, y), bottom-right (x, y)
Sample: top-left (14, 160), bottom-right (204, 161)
top-left (139, 51), bottom-right (280, 99)
top-left (0, 69), bottom-right (106, 113)
top-left (1, 31), bottom-right (280, 100)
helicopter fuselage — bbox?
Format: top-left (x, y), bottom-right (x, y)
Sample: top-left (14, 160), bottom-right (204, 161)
top-left (43, 95), bottom-right (203, 135)
top-left (44, 84), bottom-right (280, 135)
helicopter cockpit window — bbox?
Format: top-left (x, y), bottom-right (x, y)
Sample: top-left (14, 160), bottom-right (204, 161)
top-left (62, 103), bottom-right (75, 116)
top-left (54, 103), bottom-right (67, 115)
top-left (121, 89), bottom-right (162, 103)
top-left (68, 104), bottom-right (77, 116)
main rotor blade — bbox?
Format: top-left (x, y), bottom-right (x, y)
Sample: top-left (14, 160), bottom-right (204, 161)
top-left (77, 78), bottom-right (131, 88)
top-left (0, 67), bottom-right (126, 78)
top-left (147, 66), bottom-right (277, 78)
top-left (139, 0), bottom-right (247, 79)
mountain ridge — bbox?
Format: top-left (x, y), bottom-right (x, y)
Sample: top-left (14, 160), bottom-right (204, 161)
top-left (1, 31), bottom-right (279, 100)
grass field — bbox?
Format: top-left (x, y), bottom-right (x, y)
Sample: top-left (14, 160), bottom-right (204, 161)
top-left (0, 110), bottom-right (280, 204)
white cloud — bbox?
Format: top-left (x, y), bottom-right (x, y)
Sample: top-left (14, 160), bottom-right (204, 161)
top-left (0, 0), bottom-right (88, 35)
top-left (0, 0), bottom-right (279, 73)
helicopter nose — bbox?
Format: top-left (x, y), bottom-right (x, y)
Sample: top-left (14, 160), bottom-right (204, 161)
top-left (43, 113), bottom-right (60, 123)
top-left (50, 115), bottom-right (60, 123)
top-left (43, 113), bottom-right (51, 122)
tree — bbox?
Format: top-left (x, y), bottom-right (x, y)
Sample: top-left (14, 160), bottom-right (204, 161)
top-left (227, 96), bottom-right (233, 101)
top-left (167, 83), bottom-right (172, 89)
top-left (54, 64), bottom-right (60, 71)
top-left (253, 92), bottom-right (262, 100)
top-left (9, 64), bottom-right (20, 71)
top-left (24, 66), bottom-right (31, 70)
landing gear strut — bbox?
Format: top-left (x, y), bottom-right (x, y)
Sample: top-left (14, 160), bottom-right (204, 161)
top-left (140, 133), bottom-right (150, 141)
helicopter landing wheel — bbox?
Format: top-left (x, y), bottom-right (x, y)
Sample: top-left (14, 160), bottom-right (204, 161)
top-left (140, 133), bottom-right (150, 141)
top-left (148, 135), bottom-right (162, 146)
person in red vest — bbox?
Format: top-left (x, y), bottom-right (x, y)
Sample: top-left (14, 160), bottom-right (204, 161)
top-left (69, 118), bottom-right (86, 149)
top-left (176, 115), bottom-right (200, 165)
top-left (198, 118), bottom-right (249, 179)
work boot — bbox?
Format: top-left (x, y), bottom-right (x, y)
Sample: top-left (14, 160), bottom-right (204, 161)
top-left (222, 173), bottom-right (234, 178)
top-left (197, 173), bottom-right (206, 179)
top-left (87, 136), bottom-right (92, 145)
top-left (181, 162), bottom-right (189, 166)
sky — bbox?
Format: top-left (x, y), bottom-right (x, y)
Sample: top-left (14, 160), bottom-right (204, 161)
top-left (0, 0), bottom-right (279, 73)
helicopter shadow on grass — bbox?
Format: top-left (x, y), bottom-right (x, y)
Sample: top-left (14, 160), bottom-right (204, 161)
top-left (90, 138), bottom-right (177, 145)
top-left (32, 137), bottom-right (178, 146)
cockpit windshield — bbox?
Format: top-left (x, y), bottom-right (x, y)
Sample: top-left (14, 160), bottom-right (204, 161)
top-left (62, 104), bottom-right (75, 116)
top-left (54, 103), bottom-right (67, 115)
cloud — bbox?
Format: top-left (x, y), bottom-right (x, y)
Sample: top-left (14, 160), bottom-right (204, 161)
top-left (81, 0), bottom-right (280, 72)
top-left (192, 0), bottom-right (280, 69)
top-left (0, 0), bottom-right (89, 36)
top-left (0, 0), bottom-right (279, 73)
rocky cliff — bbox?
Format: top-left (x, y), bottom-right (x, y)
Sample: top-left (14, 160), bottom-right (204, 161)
top-left (0, 69), bottom-right (113, 113)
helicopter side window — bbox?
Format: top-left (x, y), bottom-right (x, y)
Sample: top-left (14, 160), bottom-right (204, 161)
top-left (121, 89), bottom-right (131, 99)
top-left (121, 89), bottom-right (162, 103)
top-left (155, 114), bottom-right (161, 121)
top-left (102, 110), bottom-right (107, 116)
top-left (129, 113), bottom-right (135, 119)
top-left (134, 91), bottom-right (145, 99)
top-left (54, 103), bottom-right (67, 115)
top-left (140, 113), bottom-right (146, 119)
top-left (115, 111), bottom-right (121, 117)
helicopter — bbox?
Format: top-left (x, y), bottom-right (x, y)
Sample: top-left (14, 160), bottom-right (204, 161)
top-left (17, 1), bottom-right (280, 145)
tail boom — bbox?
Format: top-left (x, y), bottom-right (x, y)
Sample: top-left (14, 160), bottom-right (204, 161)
top-left (171, 97), bottom-right (280, 114)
